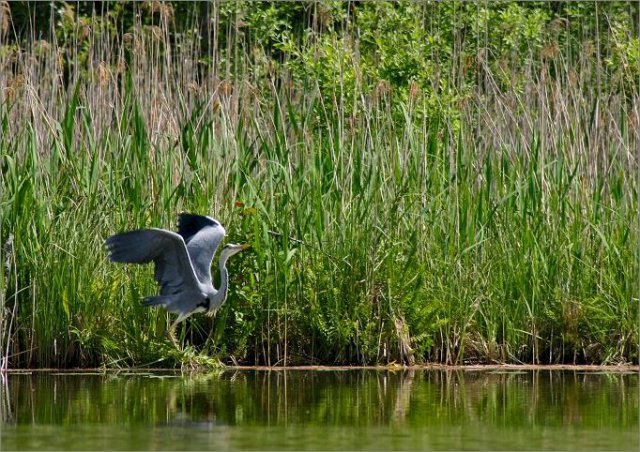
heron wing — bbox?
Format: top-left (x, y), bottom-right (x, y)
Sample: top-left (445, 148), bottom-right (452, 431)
top-left (177, 213), bottom-right (226, 284)
top-left (106, 228), bottom-right (200, 295)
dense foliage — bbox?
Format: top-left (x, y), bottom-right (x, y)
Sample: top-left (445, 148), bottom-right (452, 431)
top-left (0, 1), bottom-right (638, 368)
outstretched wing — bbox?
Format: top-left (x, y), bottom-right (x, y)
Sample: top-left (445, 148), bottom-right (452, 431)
top-left (177, 213), bottom-right (226, 284)
top-left (106, 228), bottom-right (200, 295)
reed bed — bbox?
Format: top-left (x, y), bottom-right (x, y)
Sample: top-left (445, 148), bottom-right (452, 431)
top-left (0, 1), bottom-right (638, 368)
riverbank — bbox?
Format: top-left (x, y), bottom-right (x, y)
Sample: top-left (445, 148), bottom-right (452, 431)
top-left (3, 364), bottom-right (639, 375)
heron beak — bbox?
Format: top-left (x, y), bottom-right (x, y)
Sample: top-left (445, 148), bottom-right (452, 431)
top-left (239, 243), bottom-right (251, 251)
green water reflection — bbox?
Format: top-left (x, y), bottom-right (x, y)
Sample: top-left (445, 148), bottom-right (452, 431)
top-left (0, 370), bottom-right (637, 450)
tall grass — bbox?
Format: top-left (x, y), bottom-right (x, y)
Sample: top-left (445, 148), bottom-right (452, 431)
top-left (0, 1), bottom-right (638, 368)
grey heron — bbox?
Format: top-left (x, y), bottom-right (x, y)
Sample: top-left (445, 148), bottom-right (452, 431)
top-left (106, 213), bottom-right (249, 345)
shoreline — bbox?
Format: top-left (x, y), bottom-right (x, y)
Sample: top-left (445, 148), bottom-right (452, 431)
top-left (3, 363), bottom-right (638, 373)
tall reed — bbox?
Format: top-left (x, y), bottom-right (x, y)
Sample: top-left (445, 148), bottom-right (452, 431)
top-left (0, 1), bottom-right (637, 367)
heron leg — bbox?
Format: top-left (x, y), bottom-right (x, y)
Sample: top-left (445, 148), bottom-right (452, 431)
top-left (167, 322), bottom-right (180, 349)
top-left (167, 313), bottom-right (188, 349)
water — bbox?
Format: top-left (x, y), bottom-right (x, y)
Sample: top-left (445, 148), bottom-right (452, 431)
top-left (0, 369), bottom-right (637, 450)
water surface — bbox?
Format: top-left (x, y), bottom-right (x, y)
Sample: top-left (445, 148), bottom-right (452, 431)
top-left (1, 369), bottom-right (637, 450)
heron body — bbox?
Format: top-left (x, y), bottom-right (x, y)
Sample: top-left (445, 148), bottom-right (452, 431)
top-left (106, 213), bottom-right (248, 343)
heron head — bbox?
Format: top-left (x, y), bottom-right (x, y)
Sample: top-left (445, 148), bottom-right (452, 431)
top-left (220, 243), bottom-right (250, 260)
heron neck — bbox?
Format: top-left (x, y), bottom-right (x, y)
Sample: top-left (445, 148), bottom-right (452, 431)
top-left (215, 254), bottom-right (230, 306)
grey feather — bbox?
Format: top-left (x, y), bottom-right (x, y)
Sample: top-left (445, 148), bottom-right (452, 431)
top-left (106, 228), bottom-right (200, 295)
top-left (142, 295), bottom-right (171, 307)
top-left (177, 213), bottom-right (225, 284)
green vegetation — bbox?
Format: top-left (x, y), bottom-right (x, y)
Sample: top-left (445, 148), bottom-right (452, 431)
top-left (0, 1), bottom-right (638, 368)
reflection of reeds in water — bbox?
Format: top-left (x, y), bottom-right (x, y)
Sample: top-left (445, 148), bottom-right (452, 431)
top-left (0, 375), bottom-right (13, 424)
top-left (0, 370), bottom-right (637, 450)
top-left (392, 369), bottom-right (414, 423)
top-left (1, 371), bottom-right (637, 431)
